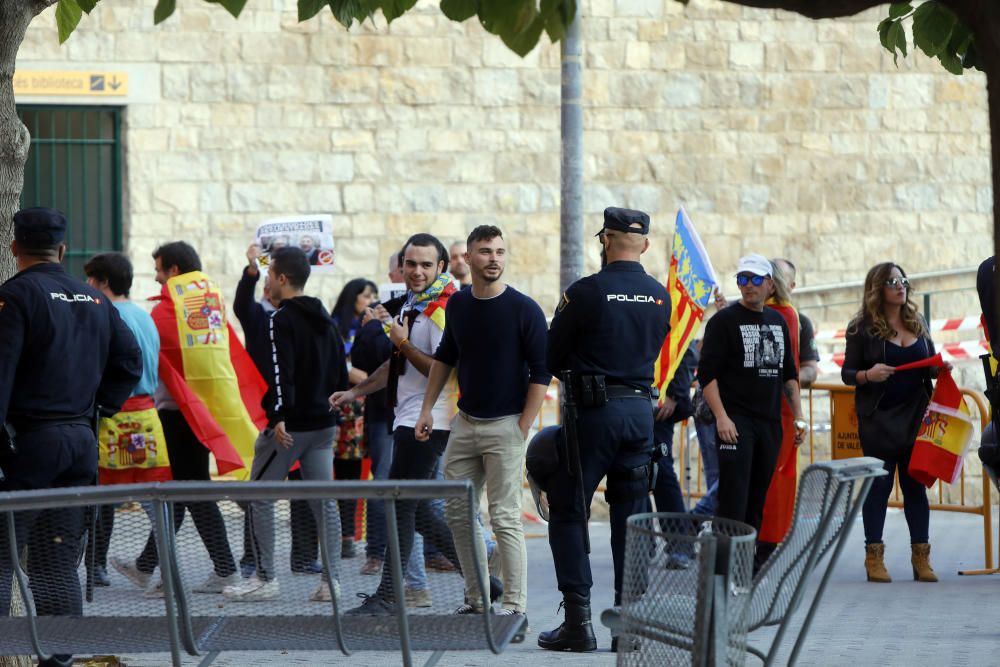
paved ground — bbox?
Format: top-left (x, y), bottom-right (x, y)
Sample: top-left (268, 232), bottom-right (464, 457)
top-left (104, 507), bottom-right (1000, 666)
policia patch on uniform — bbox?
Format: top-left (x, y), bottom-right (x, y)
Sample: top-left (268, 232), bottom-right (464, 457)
top-left (556, 292), bottom-right (569, 313)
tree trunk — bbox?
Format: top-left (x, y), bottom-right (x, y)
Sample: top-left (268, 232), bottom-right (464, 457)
top-left (0, 3), bottom-right (37, 664)
top-left (0, 1), bottom-right (34, 285)
top-left (972, 4), bottom-right (1000, 345)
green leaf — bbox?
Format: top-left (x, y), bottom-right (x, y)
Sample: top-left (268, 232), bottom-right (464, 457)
top-left (541, 0), bottom-right (575, 43)
top-left (912, 1), bottom-right (957, 58)
top-left (440, 0), bottom-right (476, 22)
top-left (382, 0), bottom-right (418, 23)
top-left (877, 17), bottom-right (894, 52)
top-left (479, 0), bottom-right (537, 38)
top-left (888, 2), bottom-right (912, 19)
top-left (77, 0), bottom-right (99, 13)
top-left (938, 49), bottom-right (963, 75)
top-left (299, 0), bottom-right (325, 20)
top-left (55, 0), bottom-right (83, 43)
top-left (153, 0), bottom-right (176, 24)
top-left (501, 12), bottom-right (545, 57)
top-left (962, 42), bottom-right (980, 71)
top-left (327, 0), bottom-right (369, 28)
top-left (205, 0), bottom-right (249, 18)
top-left (888, 20), bottom-right (906, 65)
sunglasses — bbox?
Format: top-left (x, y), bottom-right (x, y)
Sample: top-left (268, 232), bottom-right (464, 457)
top-left (884, 278), bottom-right (910, 289)
top-left (736, 274), bottom-right (767, 287)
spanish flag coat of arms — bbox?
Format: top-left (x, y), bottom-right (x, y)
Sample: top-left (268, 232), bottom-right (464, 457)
top-left (151, 271), bottom-right (268, 478)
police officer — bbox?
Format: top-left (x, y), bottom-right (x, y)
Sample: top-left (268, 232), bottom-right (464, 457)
top-left (540, 207), bottom-right (670, 652)
top-left (0, 208), bottom-right (141, 667)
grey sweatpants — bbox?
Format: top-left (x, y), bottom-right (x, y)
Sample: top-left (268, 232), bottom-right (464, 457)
top-left (248, 426), bottom-right (340, 582)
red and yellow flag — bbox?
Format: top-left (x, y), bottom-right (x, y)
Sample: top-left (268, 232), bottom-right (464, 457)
top-left (759, 300), bottom-right (801, 544)
top-left (909, 366), bottom-right (976, 487)
top-left (654, 209), bottom-right (718, 397)
top-left (152, 272), bottom-right (268, 479)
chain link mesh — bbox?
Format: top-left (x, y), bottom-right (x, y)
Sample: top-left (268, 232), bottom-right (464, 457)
top-left (616, 512), bottom-right (755, 666)
top-left (0, 483), bottom-right (523, 657)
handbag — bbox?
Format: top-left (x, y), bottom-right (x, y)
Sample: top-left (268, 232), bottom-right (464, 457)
top-left (857, 391), bottom-right (928, 460)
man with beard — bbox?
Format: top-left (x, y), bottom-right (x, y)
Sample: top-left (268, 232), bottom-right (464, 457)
top-left (449, 240), bottom-right (471, 288)
top-left (416, 225), bottom-right (550, 621)
top-left (333, 233), bottom-right (487, 614)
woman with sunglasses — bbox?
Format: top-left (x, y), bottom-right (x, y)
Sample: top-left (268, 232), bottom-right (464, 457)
top-left (842, 262), bottom-right (944, 584)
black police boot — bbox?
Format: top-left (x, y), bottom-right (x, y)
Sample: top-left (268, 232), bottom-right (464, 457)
top-left (537, 592), bottom-right (597, 652)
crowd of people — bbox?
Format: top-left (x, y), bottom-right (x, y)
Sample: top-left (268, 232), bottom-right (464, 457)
top-left (0, 204), bottom-right (996, 664)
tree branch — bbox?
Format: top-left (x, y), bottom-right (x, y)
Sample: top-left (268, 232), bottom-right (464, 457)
top-left (718, 0), bottom-right (890, 20)
top-left (31, 0), bottom-right (58, 17)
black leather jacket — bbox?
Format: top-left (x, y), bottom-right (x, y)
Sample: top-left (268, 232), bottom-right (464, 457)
top-left (841, 319), bottom-right (935, 418)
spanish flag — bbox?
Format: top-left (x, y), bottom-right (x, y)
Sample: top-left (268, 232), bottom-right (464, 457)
top-left (909, 365), bottom-right (976, 487)
top-left (151, 272), bottom-right (268, 479)
top-left (654, 209), bottom-right (718, 396)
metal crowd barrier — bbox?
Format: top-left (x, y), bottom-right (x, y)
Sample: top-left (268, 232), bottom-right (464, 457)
top-left (0, 480), bottom-right (526, 667)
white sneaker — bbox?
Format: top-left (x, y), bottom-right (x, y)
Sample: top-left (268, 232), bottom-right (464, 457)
top-left (144, 578), bottom-right (164, 599)
top-left (193, 571), bottom-right (240, 594)
top-left (309, 579), bottom-right (341, 602)
top-left (222, 575), bottom-right (280, 601)
top-left (110, 557), bottom-right (152, 590)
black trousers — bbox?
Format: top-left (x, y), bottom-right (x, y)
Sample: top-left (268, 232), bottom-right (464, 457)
top-left (715, 414), bottom-right (782, 531)
top-left (374, 427), bottom-right (460, 600)
top-left (135, 410), bottom-right (236, 577)
top-left (0, 424), bottom-right (96, 667)
top-left (547, 398), bottom-right (654, 604)
top-left (334, 458), bottom-right (363, 539)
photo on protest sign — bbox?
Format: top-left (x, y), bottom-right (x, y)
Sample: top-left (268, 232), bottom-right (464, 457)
top-left (254, 214), bottom-right (335, 272)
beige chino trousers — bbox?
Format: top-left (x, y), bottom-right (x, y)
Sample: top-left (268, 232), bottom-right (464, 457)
top-left (443, 411), bottom-right (527, 612)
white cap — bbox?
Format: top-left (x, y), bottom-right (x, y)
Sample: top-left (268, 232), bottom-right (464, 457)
top-left (735, 254), bottom-right (772, 277)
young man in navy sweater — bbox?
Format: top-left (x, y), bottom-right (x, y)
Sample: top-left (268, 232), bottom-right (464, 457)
top-left (416, 225), bottom-right (551, 620)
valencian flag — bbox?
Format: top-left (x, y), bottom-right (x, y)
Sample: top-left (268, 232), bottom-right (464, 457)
top-left (653, 208), bottom-right (718, 396)
top-left (152, 271), bottom-right (268, 479)
top-left (905, 359), bottom-right (976, 487)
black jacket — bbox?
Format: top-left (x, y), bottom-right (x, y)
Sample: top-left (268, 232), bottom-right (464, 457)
top-left (263, 296), bottom-right (348, 431)
top-left (0, 263), bottom-right (141, 425)
top-left (233, 267), bottom-right (271, 376)
top-left (841, 318), bottom-right (935, 418)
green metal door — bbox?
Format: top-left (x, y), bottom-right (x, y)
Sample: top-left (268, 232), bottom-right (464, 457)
top-left (17, 105), bottom-right (123, 278)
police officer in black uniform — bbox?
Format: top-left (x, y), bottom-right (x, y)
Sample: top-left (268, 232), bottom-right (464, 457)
top-left (540, 207), bottom-right (670, 652)
top-left (0, 208), bottom-right (141, 667)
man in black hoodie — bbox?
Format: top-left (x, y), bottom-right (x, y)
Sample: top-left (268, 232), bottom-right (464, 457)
top-left (223, 247), bottom-right (348, 603)
top-left (233, 242), bottom-right (320, 578)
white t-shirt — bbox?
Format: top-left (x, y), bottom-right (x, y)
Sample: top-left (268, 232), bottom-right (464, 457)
top-left (393, 311), bottom-right (455, 431)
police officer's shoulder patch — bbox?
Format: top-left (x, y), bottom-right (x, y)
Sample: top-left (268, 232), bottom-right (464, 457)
top-left (556, 292), bottom-right (570, 313)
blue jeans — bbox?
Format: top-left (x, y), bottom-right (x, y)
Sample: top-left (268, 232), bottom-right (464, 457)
top-left (692, 421), bottom-right (719, 515)
top-left (652, 420), bottom-right (685, 513)
top-left (862, 447), bottom-right (929, 545)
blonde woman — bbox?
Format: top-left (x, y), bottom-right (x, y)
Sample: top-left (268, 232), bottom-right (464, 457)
top-left (842, 262), bottom-right (945, 583)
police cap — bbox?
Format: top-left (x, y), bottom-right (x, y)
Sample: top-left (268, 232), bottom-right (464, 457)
top-left (596, 207), bottom-right (650, 236)
top-left (14, 207), bottom-right (67, 248)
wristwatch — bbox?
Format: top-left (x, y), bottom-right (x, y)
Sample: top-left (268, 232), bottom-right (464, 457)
top-left (793, 419), bottom-right (810, 433)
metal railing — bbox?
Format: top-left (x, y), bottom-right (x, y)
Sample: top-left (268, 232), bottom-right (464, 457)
top-left (0, 480), bottom-right (525, 667)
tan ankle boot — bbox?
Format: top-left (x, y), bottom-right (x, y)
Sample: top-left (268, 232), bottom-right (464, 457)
top-left (911, 543), bottom-right (938, 582)
top-left (864, 543), bottom-right (891, 583)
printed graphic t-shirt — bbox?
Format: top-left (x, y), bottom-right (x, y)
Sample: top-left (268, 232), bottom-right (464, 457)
top-left (697, 302), bottom-right (797, 421)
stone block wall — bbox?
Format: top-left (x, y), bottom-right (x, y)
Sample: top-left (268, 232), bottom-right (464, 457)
top-left (18, 0), bottom-right (991, 331)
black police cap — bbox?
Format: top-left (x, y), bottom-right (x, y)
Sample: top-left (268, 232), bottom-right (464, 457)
top-left (596, 207), bottom-right (650, 236)
top-left (14, 207), bottom-right (67, 247)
